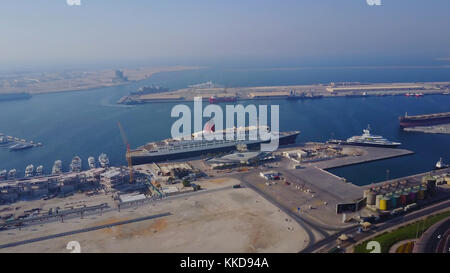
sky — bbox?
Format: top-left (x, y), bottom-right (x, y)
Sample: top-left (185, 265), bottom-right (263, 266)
top-left (1, 0), bottom-right (450, 70)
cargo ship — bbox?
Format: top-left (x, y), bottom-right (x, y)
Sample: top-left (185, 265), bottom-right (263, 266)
top-left (327, 126), bottom-right (401, 148)
top-left (399, 112), bottom-right (450, 128)
top-left (208, 95), bottom-right (237, 104)
top-left (129, 125), bottom-right (300, 165)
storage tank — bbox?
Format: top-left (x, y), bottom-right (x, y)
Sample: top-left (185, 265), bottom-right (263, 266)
top-left (379, 197), bottom-right (389, 211)
top-left (391, 194), bottom-right (400, 209)
top-left (376, 194), bottom-right (383, 208)
top-left (367, 191), bottom-right (376, 206)
top-left (408, 190), bottom-right (417, 203)
top-left (363, 190), bottom-right (371, 198)
top-left (425, 178), bottom-right (436, 195)
top-left (417, 187), bottom-right (425, 200)
top-left (400, 192), bottom-right (408, 206)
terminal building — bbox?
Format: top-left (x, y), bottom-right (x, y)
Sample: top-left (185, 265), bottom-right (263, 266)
top-left (206, 151), bottom-right (275, 169)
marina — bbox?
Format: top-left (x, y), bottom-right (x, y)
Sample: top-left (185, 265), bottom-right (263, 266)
top-left (0, 68), bottom-right (450, 186)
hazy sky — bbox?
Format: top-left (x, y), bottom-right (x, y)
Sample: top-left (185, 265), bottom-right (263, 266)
top-left (1, 0), bottom-right (450, 69)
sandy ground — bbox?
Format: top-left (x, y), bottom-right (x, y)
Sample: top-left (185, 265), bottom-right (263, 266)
top-left (0, 66), bottom-right (201, 94)
top-left (0, 178), bottom-right (308, 253)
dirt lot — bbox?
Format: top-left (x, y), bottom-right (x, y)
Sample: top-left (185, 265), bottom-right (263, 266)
top-left (0, 178), bottom-right (308, 253)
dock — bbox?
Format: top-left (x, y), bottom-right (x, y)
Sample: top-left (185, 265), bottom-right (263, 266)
top-left (312, 146), bottom-right (414, 170)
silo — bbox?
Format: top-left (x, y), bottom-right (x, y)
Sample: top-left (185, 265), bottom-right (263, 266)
top-left (379, 197), bottom-right (389, 211)
top-left (400, 191), bottom-right (408, 206)
top-left (367, 191), bottom-right (376, 206)
top-left (391, 194), bottom-right (400, 209)
top-left (364, 190), bottom-right (371, 198)
top-left (376, 194), bottom-right (383, 208)
top-left (425, 178), bottom-right (436, 195)
top-left (417, 187), bottom-right (425, 200)
top-left (408, 190), bottom-right (417, 203)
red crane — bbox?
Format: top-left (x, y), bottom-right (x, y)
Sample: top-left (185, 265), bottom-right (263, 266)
top-left (118, 122), bottom-right (134, 183)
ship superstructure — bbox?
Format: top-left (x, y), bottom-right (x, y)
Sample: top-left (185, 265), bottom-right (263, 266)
top-left (328, 126), bottom-right (401, 148)
top-left (130, 125), bottom-right (300, 165)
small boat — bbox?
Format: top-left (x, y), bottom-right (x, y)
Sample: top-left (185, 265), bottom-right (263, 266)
top-left (52, 160), bottom-right (62, 175)
top-left (25, 164), bottom-right (34, 178)
top-left (435, 158), bottom-right (449, 169)
top-left (88, 156), bottom-right (96, 169)
top-left (0, 136), bottom-right (9, 146)
top-left (70, 156), bottom-right (82, 172)
top-left (36, 165), bottom-right (44, 176)
top-left (0, 170), bottom-right (6, 181)
top-left (8, 169), bottom-right (16, 180)
top-left (98, 153), bottom-right (110, 168)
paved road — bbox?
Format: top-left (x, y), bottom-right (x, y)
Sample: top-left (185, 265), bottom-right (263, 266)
top-left (423, 218), bottom-right (450, 253)
top-left (0, 212), bottom-right (171, 250)
top-left (301, 199), bottom-right (450, 253)
top-left (234, 171), bottom-right (354, 248)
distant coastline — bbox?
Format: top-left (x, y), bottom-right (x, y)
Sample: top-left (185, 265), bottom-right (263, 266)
top-left (0, 66), bottom-right (204, 96)
top-left (117, 80), bottom-right (450, 104)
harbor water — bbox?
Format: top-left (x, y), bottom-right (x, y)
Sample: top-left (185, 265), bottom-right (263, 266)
top-left (0, 67), bottom-right (449, 185)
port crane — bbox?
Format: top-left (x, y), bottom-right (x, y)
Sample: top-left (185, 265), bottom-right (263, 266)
top-left (118, 122), bottom-right (134, 183)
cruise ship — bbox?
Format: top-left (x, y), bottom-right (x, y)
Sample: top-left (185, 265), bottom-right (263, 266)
top-left (129, 125), bottom-right (300, 165)
top-left (70, 156), bottom-right (82, 172)
top-left (52, 160), bottom-right (62, 174)
top-left (328, 126), bottom-right (401, 148)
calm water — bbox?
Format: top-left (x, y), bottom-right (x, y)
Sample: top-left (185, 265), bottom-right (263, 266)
top-left (0, 67), bottom-right (449, 185)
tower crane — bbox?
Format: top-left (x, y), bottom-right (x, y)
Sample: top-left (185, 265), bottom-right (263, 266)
top-left (118, 121), bottom-right (134, 183)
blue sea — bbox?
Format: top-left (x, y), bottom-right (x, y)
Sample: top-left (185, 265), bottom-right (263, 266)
top-left (0, 66), bottom-right (449, 185)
